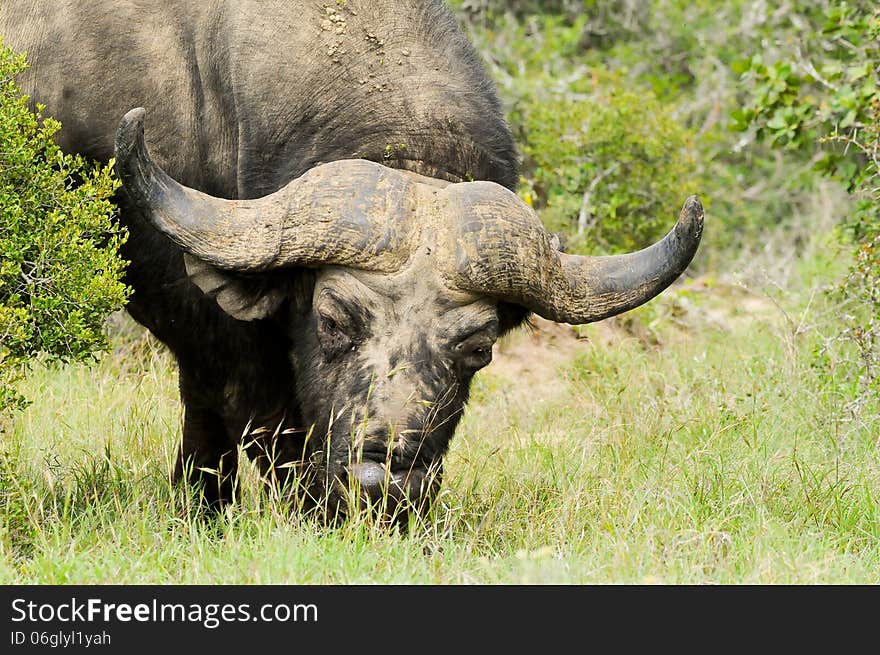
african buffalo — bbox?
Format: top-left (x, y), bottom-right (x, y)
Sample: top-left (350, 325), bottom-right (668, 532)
top-left (1, 0), bottom-right (702, 522)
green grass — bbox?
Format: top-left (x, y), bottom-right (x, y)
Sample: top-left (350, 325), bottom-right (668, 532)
top-left (2, 255), bottom-right (879, 583)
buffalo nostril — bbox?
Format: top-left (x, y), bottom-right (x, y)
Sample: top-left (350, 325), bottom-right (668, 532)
top-left (347, 461), bottom-right (387, 500)
top-left (344, 462), bottom-right (438, 516)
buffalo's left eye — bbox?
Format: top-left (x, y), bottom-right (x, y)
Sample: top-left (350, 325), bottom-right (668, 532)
top-left (456, 338), bottom-right (494, 371)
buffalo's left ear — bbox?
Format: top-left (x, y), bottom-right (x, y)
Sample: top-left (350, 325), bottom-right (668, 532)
top-left (184, 254), bottom-right (288, 321)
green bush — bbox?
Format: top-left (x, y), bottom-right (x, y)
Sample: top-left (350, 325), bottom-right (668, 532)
top-left (516, 77), bottom-right (698, 254)
top-left (453, 1), bottom-right (850, 264)
top-left (737, 3), bottom-right (880, 390)
top-left (0, 41), bottom-right (129, 416)
top-left (736, 3), bottom-right (879, 238)
top-left (456, 11), bottom-right (700, 254)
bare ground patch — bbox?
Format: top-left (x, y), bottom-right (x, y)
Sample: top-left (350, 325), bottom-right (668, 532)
top-left (489, 273), bottom-right (785, 395)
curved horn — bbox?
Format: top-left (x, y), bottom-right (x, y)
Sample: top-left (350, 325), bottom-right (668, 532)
top-left (114, 108), bottom-right (417, 272)
top-left (443, 183), bottom-right (703, 325)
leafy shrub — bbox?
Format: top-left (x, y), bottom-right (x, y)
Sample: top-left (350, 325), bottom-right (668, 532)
top-left (737, 3), bottom-right (879, 390)
top-left (0, 41), bottom-right (129, 415)
top-left (516, 79), bottom-right (698, 254)
top-left (736, 3), bottom-right (879, 239)
top-left (452, 1), bottom-right (853, 265)
top-left (455, 10), bottom-right (700, 254)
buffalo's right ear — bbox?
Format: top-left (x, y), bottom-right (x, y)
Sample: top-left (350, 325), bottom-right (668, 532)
top-left (184, 254), bottom-right (288, 321)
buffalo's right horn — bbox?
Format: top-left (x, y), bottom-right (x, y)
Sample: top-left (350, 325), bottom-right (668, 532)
top-left (114, 108), bottom-right (416, 273)
top-left (441, 182), bottom-right (703, 325)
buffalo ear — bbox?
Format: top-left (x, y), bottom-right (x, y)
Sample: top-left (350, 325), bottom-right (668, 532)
top-left (184, 254), bottom-right (288, 321)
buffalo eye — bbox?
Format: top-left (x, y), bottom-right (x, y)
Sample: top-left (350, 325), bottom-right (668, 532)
top-left (455, 337), bottom-right (494, 371)
top-left (317, 312), bottom-right (355, 358)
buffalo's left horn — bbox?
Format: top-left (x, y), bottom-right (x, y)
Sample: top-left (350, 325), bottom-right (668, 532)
top-left (114, 108), bottom-right (416, 272)
top-left (443, 183), bottom-right (703, 325)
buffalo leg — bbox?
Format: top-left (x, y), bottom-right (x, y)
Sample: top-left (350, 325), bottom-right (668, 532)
top-left (173, 404), bottom-right (238, 510)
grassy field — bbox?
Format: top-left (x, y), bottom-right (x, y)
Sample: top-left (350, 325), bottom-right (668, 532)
top-left (1, 233), bottom-right (879, 584)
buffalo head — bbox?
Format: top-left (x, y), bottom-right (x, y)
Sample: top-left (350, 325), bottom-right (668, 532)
top-left (114, 108), bottom-right (703, 523)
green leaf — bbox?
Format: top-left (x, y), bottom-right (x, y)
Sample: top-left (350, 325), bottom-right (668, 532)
top-left (846, 62), bottom-right (870, 81)
top-left (839, 109), bottom-right (857, 128)
top-left (766, 112), bottom-right (788, 130)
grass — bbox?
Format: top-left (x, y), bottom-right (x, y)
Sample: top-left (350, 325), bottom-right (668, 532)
top-left (2, 242), bottom-right (879, 584)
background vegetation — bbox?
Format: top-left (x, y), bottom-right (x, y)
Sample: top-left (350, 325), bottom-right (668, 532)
top-left (1, 2), bottom-right (878, 583)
